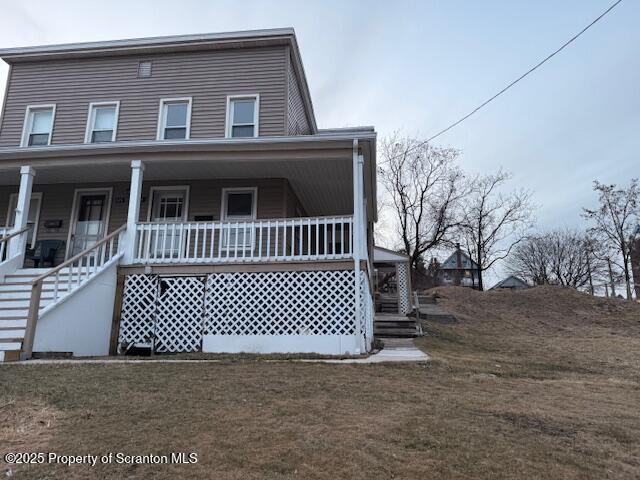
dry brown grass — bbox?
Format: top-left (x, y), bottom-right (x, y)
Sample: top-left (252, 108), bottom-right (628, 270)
top-left (1, 285), bottom-right (639, 479)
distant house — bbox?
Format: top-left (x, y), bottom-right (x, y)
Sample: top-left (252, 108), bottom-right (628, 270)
top-left (490, 275), bottom-right (530, 290)
top-left (436, 245), bottom-right (479, 289)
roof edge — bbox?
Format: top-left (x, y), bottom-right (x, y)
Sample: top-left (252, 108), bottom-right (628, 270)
top-left (0, 28), bottom-right (296, 59)
top-left (0, 132), bottom-right (377, 160)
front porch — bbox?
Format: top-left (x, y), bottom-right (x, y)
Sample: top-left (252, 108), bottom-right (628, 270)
top-left (0, 134), bottom-right (376, 358)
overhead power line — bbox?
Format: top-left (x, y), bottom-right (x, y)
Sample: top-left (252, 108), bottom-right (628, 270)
top-left (421, 0), bottom-right (624, 145)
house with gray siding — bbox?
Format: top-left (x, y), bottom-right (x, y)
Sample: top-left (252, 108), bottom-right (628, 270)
top-left (0, 29), bottom-right (377, 361)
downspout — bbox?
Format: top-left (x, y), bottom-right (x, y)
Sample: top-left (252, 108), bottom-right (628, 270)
top-left (352, 139), bottom-right (363, 354)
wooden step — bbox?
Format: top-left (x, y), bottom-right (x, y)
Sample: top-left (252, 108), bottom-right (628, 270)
top-left (0, 341), bottom-right (22, 350)
top-left (374, 328), bottom-right (419, 338)
top-left (0, 350), bottom-right (21, 362)
top-left (0, 319), bottom-right (27, 328)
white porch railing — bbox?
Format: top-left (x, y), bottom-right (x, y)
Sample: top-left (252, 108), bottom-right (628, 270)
top-left (131, 215), bottom-right (354, 264)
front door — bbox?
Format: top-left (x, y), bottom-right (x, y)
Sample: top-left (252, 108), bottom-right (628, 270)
top-left (69, 190), bottom-right (111, 257)
top-left (149, 187), bottom-right (188, 257)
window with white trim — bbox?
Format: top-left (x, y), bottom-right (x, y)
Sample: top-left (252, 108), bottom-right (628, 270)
top-left (22, 105), bottom-right (55, 146)
top-left (86, 102), bottom-right (119, 143)
top-left (222, 188), bottom-right (257, 220)
top-left (221, 187), bottom-right (257, 250)
top-left (226, 95), bottom-right (259, 138)
top-left (158, 98), bottom-right (192, 140)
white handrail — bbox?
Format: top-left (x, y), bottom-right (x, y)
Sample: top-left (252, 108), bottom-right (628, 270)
top-left (132, 215), bottom-right (354, 264)
top-left (0, 225), bottom-right (31, 262)
top-left (22, 225), bottom-right (126, 359)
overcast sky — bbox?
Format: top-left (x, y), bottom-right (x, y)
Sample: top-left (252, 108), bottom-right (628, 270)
top-left (0, 0), bottom-right (637, 284)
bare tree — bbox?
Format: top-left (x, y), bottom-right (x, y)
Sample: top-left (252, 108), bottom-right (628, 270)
top-left (378, 134), bottom-right (467, 271)
top-left (460, 169), bottom-right (534, 290)
top-left (509, 229), bottom-right (606, 290)
top-left (583, 179), bottom-right (639, 299)
top-left (507, 234), bottom-right (551, 286)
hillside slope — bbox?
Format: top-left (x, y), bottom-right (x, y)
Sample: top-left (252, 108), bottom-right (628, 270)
top-left (416, 285), bottom-right (640, 380)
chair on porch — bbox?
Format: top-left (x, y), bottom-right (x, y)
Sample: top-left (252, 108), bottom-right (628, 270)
top-left (25, 240), bottom-right (65, 268)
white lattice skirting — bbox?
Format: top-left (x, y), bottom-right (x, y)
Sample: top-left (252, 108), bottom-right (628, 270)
top-left (119, 269), bottom-right (372, 355)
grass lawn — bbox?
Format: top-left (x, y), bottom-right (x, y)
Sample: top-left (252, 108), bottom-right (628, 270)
top-left (1, 286), bottom-right (639, 479)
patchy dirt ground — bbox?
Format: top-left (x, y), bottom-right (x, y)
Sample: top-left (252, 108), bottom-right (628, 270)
top-left (1, 286), bottom-right (639, 479)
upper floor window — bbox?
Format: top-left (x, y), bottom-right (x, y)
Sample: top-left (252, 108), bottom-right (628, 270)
top-left (226, 95), bottom-right (259, 138)
top-left (85, 102), bottom-right (119, 143)
top-left (157, 97), bottom-right (192, 140)
top-left (21, 105), bottom-right (55, 147)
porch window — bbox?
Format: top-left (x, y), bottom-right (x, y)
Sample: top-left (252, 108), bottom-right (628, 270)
top-left (158, 98), bottom-right (192, 140)
top-left (226, 95), bottom-right (259, 138)
top-left (86, 102), bottom-right (119, 143)
top-left (221, 188), bottom-right (257, 250)
top-left (22, 105), bottom-right (55, 147)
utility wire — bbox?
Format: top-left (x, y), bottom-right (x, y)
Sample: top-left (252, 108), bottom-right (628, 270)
top-left (419, 0), bottom-right (624, 146)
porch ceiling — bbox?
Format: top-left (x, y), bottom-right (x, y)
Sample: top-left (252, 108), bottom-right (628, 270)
top-left (0, 155), bottom-right (354, 218)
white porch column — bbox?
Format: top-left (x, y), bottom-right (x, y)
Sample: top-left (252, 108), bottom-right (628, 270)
top-left (8, 166), bottom-right (36, 260)
top-left (122, 160), bottom-right (144, 264)
top-left (352, 140), bottom-right (363, 353)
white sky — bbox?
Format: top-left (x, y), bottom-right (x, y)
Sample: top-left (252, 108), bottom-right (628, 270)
top-left (0, 0), bottom-right (637, 286)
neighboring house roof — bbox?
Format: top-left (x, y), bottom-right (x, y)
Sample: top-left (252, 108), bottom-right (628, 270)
top-left (0, 28), bottom-right (317, 134)
top-left (490, 275), bottom-right (530, 290)
top-left (439, 250), bottom-right (478, 270)
top-left (373, 246), bottom-right (409, 264)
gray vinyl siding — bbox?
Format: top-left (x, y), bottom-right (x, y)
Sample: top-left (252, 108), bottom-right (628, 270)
top-left (0, 46), bottom-right (289, 146)
top-left (0, 178), bottom-right (300, 264)
top-left (286, 55), bottom-right (310, 135)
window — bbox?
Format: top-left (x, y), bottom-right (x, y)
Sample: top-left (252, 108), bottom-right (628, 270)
top-left (85, 102), bottom-right (119, 143)
top-left (221, 187), bottom-right (257, 250)
top-left (157, 98), bottom-right (192, 140)
top-left (149, 187), bottom-right (189, 222)
top-left (21, 105), bottom-right (55, 147)
top-left (226, 95), bottom-right (259, 138)
top-left (222, 188), bottom-right (257, 220)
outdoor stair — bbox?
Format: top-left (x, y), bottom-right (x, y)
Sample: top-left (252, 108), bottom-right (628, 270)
top-left (374, 313), bottom-right (419, 338)
top-left (377, 295), bottom-right (400, 313)
top-left (0, 268), bottom-right (71, 362)
top-left (415, 299), bottom-right (457, 324)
